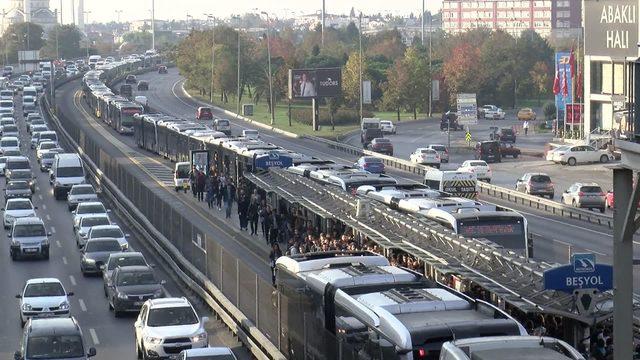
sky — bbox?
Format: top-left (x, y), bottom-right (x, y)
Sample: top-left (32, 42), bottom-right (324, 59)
top-left (1, 0), bottom-right (444, 24)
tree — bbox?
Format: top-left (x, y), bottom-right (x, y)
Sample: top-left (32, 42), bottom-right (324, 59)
top-left (382, 58), bottom-right (409, 121)
top-left (41, 24), bottom-right (82, 59)
top-left (122, 31), bottom-right (153, 52)
top-left (530, 61), bottom-right (552, 105)
top-left (342, 52), bottom-right (368, 107)
top-left (1, 22), bottom-right (44, 63)
top-left (442, 42), bottom-right (485, 107)
top-left (402, 47), bottom-right (431, 119)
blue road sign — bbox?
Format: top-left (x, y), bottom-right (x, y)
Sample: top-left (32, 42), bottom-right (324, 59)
top-left (253, 151), bottom-right (293, 170)
top-left (543, 253), bottom-right (613, 293)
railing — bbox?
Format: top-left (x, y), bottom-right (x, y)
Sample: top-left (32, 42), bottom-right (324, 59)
top-left (42, 77), bottom-right (285, 360)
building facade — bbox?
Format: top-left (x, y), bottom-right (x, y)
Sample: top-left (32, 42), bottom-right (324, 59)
top-left (550, 0), bottom-right (582, 42)
top-left (442, 0), bottom-right (552, 38)
top-left (4, 0), bottom-right (57, 34)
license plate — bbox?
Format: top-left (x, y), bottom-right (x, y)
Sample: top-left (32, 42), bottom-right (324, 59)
top-left (24, 248), bottom-right (38, 253)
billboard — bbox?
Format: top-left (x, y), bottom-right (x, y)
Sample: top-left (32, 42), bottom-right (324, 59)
top-left (555, 52), bottom-right (573, 123)
top-left (456, 93), bottom-right (477, 125)
top-left (362, 80), bottom-right (372, 104)
top-left (289, 68), bottom-right (341, 99)
top-left (584, 0), bottom-right (638, 58)
top-left (253, 151), bottom-right (293, 170)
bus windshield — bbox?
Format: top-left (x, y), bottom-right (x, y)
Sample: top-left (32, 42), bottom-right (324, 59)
top-left (121, 108), bottom-right (142, 126)
top-left (457, 217), bottom-right (526, 250)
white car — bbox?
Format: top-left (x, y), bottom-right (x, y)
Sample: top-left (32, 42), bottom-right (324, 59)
top-left (36, 141), bottom-right (59, 160)
top-left (72, 201), bottom-right (110, 231)
top-left (481, 105), bottom-right (506, 120)
top-left (16, 278), bottom-right (73, 327)
top-left (1, 124), bottom-right (19, 137)
top-left (380, 120), bottom-right (397, 134)
top-left (0, 136), bottom-right (19, 154)
top-left (179, 348), bottom-right (238, 359)
top-left (134, 95), bottom-right (148, 107)
top-left (458, 160), bottom-right (492, 182)
top-left (67, 184), bottom-right (99, 211)
top-left (409, 148), bottom-right (441, 168)
top-left (551, 144), bottom-right (614, 166)
top-left (87, 224), bottom-right (129, 250)
top-left (546, 145), bottom-right (570, 161)
top-left (3, 198), bottom-right (36, 229)
top-left (242, 129), bottom-right (259, 140)
top-left (75, 214), bottom-right (111, 248)
top-left (0, 99), bottom-right (14, 115)
top-left (23, 95), bottom-right (36, 107)
top-left (135, 298), bottom-right (209, 359)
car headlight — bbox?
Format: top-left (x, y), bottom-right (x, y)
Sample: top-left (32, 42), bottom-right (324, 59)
top-left (78, 231), bottom-right (86, 238)
top-left (41, 238), bottom-right (49, 246)
top-left (190, 331), bottom-right (207, 343)
top-left (83, 258), bottom-right (95, 264)
top-left (121, 243), bottom-right (129, 251)
top-left (54, 181), bottom-right (61, 187)
top-left (22, 303), bottom-right (32, 311)
top-left (5, 214), bottom-right (14, 220)
top-left (117, 292), bottom-right (128, 300)
top-left (59, 301), bottom-right (70, 310)
top-left (11, 240), bottom-right (19, 246)
top-left (144, 336), bottom-right (163, 345)
top-left (153, 289), bottom-right (163, 298)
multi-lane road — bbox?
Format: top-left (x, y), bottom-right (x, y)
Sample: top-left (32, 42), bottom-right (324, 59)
top-left (52, 67), bottom-right (640, 312)
top-left (0, 93), bottom-right (248, 359)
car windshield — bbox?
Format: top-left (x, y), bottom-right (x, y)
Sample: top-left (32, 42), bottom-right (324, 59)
top-left (581, 186), bottom-right (603, 193)
top-left (40, 142), bottom-right (56, 149)
top-left (14, 224), bottom-right (45, 237)
top-left (147, 307), bottom-right (198, 327)
top-left (469, 161), bottom-right (487, 167)
top-left (420, 149), bottom-right (435, 154)
top-left (7, 181), bottom-right (29, 190)
top-left (58, 167), bottom-right (83, 177)
top-left (24, 282), bottom-right (65, 297)
top-left (530, 175), bottom-right (551, 183)
top-left (374, 139), bottom-right (390, 143)
top-left (7, 200), bottom-right (32, 210)
top-left (26, 335), bottom-right (84, 359)
top-left (1, 139), bottom-right (17, 146)
top-left (430, 146), bottom-right (446, 151)
top-left (78, 204), bottom-right (105, 214)
top-left (217, 120), bottom-right (229, 126)
top-left (108, 255), bottom-right (146, 270)
top-left (81, 217), bottom-right (110, 227)
top-left (40, 134), bottom-right (57, 141)
top-left (71, 186), bottom-right (94, 195)
top-left (116, 271), bottom-right (156, 286)
top-left (501, 129), bottom-right (513, 134)
top-left (7, 160), bottom-right (29, 169)
top-left (11, 171), bottom-right (31, 180)
top-left (188, 355), bottom-right (236, 360)
top-left (85, 240), bottom-right (120, 252)
top-left (92, 228), bottom-right (123, 238)
top-left (42, 152), bottom-right (57, 160)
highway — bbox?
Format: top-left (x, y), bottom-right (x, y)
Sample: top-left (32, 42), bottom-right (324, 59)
top-left (59, 69), bottom-right (640, 294)
top-left (0, 93), bottom-right (249, 359)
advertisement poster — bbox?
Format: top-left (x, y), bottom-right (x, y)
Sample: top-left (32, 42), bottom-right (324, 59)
top-left (190, 150), bottom-right (210, 173)
top-left (555, 51), bottom-right (573, 124)
top-left (456, 93), bottom-right (477, 125)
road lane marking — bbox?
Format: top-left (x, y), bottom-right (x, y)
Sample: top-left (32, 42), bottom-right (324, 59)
top-left (55, 240), bottom-right (61, 248)
top-left (78, 299), bottom-right (87, 312)
top-left (46, 214), bottom-right (51, 220)
top-left (162, 286), bottom-right (172, 297)
top-left (50, 226), bottom-right (56, 234)
top-left (41, 204), bottom-right (46, 210)
top-left (69, 275), bottom-right (77, 286)
top-left (62, 256), bottom-right (67, 265)
top-left (586, 248), bottom-right (608, 256)
top-left (38, 194), bottom-right (43, 200)
top-left (89, 328), bottom-right (100, 345)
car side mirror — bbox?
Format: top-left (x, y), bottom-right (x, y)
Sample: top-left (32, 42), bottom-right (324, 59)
top-left (99, 264), bottom-right (106, 271)
top-left (34, 206), bottom-right (38, 209)
top-left (87, 347), bottom-right (97, 357)
top-left (67, 292), bottom-right (74, 296)
top-left (106, 209), bottom-right (112, 213)
top-left (160, 280), bottom-right (167, 285)
top-left (201, 316), bottom-right (209, 324)
top-left (47, 232), bottom-right (52, 236)
top-left (125, 233), bottom-right (130, 237)
top-left (15, 294), bottom-right (21, 298)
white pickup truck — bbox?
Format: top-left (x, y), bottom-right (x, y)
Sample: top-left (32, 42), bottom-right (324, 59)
top-left (481, 105), bottom-right (506, 120)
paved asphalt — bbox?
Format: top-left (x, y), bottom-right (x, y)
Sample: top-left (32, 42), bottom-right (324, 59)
top-left (57, 69), bottom-right (640, 305)
top-left (0, 93), bottom-right (248, 359)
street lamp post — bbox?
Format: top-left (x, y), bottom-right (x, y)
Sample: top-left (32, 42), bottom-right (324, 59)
top-left (151, 0), bottom-right (155, 50)
top-left (358, 13), bottom-right (363, 121)
top-left (234, 16), bottom-right (241, 116)
top-left (204, 13), bottom-right (215, 103)
top-left (84, 11), bottom-right (91, 57)
top-left (428, 11), bottom-right (432, 118)
top-left (421, 0), bottom-right (424, 46)
top-left (262, 11), bottom-right (274, 125)
top-left (115, 10), bottom-right (123, 24)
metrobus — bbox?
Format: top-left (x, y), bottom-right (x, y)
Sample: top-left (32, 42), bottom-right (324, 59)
top-left (107, 101), bottom-right (143, 134)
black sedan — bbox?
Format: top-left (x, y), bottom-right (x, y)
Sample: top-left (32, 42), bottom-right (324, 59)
top-left (106, 265), bottom-right (165, 317)
top-left (80, 238), bottom-right (123, 276)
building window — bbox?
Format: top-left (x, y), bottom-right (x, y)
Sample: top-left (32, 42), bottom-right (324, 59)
top-left (556, 0), bottom-right (570, 7)
top-left (590, 61), bottom-right (603, 94)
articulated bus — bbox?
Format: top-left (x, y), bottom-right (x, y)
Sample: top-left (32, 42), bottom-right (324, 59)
top-left (107, 101), bottom-right (144, 134)
top-left (275, 252), bottom-right (526, 360)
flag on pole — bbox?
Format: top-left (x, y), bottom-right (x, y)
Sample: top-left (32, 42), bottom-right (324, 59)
top-left (575, 69), bottom-right (582, 100)
top-left (553, 64), bottom-right (560, 95)
top-left (562, 65), bottom-right (569, 98)
top-left (569, 48), bottom-right (576, 81)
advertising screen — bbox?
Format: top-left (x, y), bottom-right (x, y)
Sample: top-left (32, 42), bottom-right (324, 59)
top-left (289, 69), bottom-right (317, 99)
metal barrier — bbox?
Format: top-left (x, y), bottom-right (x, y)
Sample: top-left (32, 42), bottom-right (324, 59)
top-left (42, 83), bottom-right (285, 359)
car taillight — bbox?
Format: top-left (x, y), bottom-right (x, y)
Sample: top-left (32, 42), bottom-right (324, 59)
top-left (417, 348), bottom-right (427, 358)
top-left (578, 192), bottom-right (585, 196)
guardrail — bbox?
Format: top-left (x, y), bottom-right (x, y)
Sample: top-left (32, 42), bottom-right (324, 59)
top-left (477, 182), bottom-right (614, 228)
top-left (42, 80), bottom-right (284, 360)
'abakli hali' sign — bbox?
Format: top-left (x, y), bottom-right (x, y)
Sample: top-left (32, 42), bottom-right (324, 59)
top-left (584, 0), bottom-right (639, 57)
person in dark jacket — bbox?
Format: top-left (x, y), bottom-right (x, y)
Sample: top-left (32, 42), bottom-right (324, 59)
top-left (225, 181), bottom-right (235, 219)
top-left (269, 243), bottom-right (282, 285)
top-left (248, 198), bottom-right (259, 235)
top-left (237, 190), bottom-right (249, 230)
top-left (188, 165), bottom-right (197, 197)
top-left (205, 175), bottom-right (215, 208)
top-left (196, 170), bottom-right (206, 202)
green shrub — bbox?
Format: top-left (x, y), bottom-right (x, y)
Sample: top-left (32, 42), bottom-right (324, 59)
top-left (543, 102), bottom-right (556, 120)
top-left (290, 107), bottom-right (374, 126)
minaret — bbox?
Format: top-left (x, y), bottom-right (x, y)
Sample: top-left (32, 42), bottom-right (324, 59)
top-left (77, 0), bottom-right (83, 30)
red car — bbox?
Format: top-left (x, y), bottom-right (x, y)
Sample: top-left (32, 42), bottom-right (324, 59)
top-left (196, 107), bottom-right (213, 120)
top-left (606, 190), bottom-right (640, 208)
top-left (368, 138), bottom-right (394, 156)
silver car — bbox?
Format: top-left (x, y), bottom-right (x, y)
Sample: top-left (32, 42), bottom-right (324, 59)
top-left (16, 278), bottom-right (73, 327)
top-left (427, 144), bottom-right (449, 163)
top-left (75, 215), bottom-right (111, 248)
top-left (561, 182), bottom-right (606, 213)
top-left (67, 184), bottom-right (98, 211)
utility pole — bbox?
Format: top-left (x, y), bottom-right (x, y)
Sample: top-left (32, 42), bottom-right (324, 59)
top-left (204, 14), bottom-right (215, 103)
top-left (421, 0), bottom-right (425, 46)
top-left (151, 0), bottom-right (155, 51)
top-left (262, 12), bottom-right (274, 125)
top-left (321, 0), bottom-right (325, 48)
top-left (1, 9), bottom-right (7, 66)
top-left (428, 11), bottom-right (432, 118)
top-left (235, 16), bottom-right (241, 116)
top-left (116, 10), bottom-right (123, 24)
top-left (59, 0), bottom-right (63, 23)
top-left (55, 9), bottom-right (59, 60)
top-left (358, 13), bottom-right (363, 121)
top-left (71, 0), bottom-right (75, 25)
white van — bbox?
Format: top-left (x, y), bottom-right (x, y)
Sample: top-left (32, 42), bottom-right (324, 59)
top-left (361, 117), bottom-right (381, 130)
top-left (424, 168), bottom-right (477, 199)
top-left (0, 89), bottom-right (13, 100)
top-left (88, 55), bottom-right (102, 68)
top-left (50, 153), bottom-right (86, 200)
top-left (23, 86), bottom-right (37, 99)
top-left (439, 336), bottom-right (585, 360)
top-left (213, 119), bottom-right (231, 135)
top-left (173, 162), bottom-right (190, 192)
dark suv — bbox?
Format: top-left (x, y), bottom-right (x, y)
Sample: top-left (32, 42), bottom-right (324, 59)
top-left (125, 74), bottom-right (137, 84)
top-left (368, 138), bottom-right (394, 156)
top-left (515, 173), bottom-right (554, 199)
top-left (137, 81), bottom-right (149, 91)
top-left (15, 317), bottom-right (96, 360)
top-left (440, 111), bottom-right (464, 131)
top-left (361, 128), bottom-right (383, 148)
top-left (491, 127), bottom-right (516, 143)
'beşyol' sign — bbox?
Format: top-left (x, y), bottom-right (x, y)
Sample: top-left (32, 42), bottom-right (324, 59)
top-left (584, 0), bottom-right (639, 57)
top-left (543, 253), bottom-right (613, 293)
